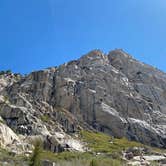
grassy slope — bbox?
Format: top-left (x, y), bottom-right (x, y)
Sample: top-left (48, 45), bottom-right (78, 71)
top-left (33, 131), bottom-right (166, 166)
top-left (0, 148), bottom-right (28, 166)
top-left (0, 130), bottom-right (165, 166)
top-left (80, 130), bottom-right (144, 154)
top-left (34, 130), bottom-right (145, 166)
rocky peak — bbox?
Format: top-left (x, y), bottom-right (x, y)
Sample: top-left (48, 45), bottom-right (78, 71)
top-left (0, 49), bottom-right (166, 152)
top-left (79, 49), bottom-right (109, 67)
top-left (0, 73), bottom-right (19, 91)
top-left (108, 49), bottom-right (132, 59)
top-left (107, 49), bottom-right (132, 71)
top-left (82, 49), bottom-right (104, 58)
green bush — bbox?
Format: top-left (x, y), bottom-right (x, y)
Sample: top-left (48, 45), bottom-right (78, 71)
top-left (90, 159), bottom-right (98, 166)
top-left (0, 71), bottom-right (5, 75)
top-left (6, 70), bottom-right (12, 74)
top-left (40, 114), bottom-right (50, 123)
top-left (29, 140), bottom-right (42, 166)
top-left (0, 70), bottom-right (12, 75)
top-left (3, 96), bottom-right (9, 103)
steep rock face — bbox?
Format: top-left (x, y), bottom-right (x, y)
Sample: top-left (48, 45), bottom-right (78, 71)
top-left (0, 49), bottom-right (166, 148)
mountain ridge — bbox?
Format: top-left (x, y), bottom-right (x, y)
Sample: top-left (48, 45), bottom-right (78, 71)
top-left (6, 49), bottom-right (164, 76)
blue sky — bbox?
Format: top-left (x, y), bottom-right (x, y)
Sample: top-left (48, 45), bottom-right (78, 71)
top-left (0, 0), bottom-right (166, 74)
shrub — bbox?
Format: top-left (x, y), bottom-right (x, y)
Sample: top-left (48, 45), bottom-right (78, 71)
top-left (29, 140), bottom-right (42, 166)
top-left (90, 159), bottom-right (98, 166)
top-left (3, 96), bottom-right (9, 103)
top-left (40, 115), bottom-right (50, 123)
top-left (0, 70), bottom-right (12, 75)
top-left (0, 71), bottom-right (5, 75)
top-left (6, 70), bottom-right (12, 74)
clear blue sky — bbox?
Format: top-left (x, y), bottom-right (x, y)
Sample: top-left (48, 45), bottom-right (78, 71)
top-left (0, 0), bottom-right (166, 74)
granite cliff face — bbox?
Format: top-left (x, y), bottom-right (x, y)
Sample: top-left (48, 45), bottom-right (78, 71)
top-left (0, 49), bottom-right (166, 153)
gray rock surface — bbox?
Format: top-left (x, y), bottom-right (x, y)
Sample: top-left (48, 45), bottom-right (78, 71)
top-left (0, 49), bottom-right (166, 149)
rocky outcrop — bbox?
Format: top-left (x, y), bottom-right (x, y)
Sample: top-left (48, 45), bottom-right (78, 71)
top-left (0, 120), bottom-right (20, 148)
top-left (0, 117), bottom-right (33, 155)
top-left (43, 132), bottom-right (85, 153)
top-left (0, 49), bottom-right (166, 149)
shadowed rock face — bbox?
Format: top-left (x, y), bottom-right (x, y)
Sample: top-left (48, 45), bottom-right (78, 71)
top-left (0, 49), bottom-right (166, 148)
